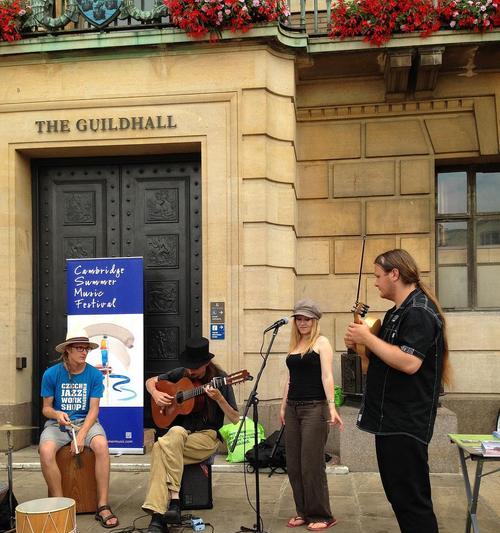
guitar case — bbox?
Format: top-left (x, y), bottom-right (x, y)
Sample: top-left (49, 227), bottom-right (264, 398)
top-left (341, 351), bottom-right (365, 399)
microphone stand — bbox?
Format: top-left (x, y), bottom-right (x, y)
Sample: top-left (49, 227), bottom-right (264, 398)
top-left (231, 326), bottom-right (281, 533)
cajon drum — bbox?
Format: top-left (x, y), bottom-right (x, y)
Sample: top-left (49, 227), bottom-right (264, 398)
top-left (55, 445), bottom-right (97, 513)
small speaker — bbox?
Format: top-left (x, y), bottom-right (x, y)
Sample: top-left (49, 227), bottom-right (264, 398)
top-left (180, 462), bottom-right (213, 510)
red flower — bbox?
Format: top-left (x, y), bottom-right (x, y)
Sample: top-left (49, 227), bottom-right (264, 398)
top-left (330, 0), bottom-right (498, 46)
top-left (164, 0), bottom-right (289, 41)
top-left (0, 0), bottom-right (30, 42)
top-left (438, 0), bottom-right (498, 32)
top-left (330, 0), bottom-right (440, 46)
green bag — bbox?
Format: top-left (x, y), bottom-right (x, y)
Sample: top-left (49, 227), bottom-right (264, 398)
top-left (335, 385), bottom-right (344, 407)
top-left (219, 417), bottom-right (265, 463)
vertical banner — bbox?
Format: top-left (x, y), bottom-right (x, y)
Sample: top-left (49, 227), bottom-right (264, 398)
top-left (66, 257), bottom-right (144, 454)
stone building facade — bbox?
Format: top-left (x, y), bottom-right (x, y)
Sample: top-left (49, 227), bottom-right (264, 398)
top-left (0, 18), bottom-right (499, 468)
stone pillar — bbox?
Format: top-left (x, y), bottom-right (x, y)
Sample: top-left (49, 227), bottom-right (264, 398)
top-left (240, 51), bottom-right (297, 408)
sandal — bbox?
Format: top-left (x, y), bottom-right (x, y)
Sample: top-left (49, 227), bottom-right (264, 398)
top-left (306, 519), bottom-right (338, 531)
top-left (95, 505), bottom-right (119, 529)
top-left (287, 517), bottom-right (306, 528)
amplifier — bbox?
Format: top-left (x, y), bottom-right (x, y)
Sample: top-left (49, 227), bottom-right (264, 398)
top-left (180, 462), bottom-right (213, 510)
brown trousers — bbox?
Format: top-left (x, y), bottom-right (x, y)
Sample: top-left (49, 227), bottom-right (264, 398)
top-left (285, 401), bottom-right (333, 523)
top-left (142, 426), bottom-right (219, 515)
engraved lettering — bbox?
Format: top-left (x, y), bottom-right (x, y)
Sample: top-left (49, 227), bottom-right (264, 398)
top-left (119, 117), bottom-right (130, 130)
top-left (89, 119), bottom-right (100, 132)
top-left (76, 119), bottom-right (87, 132)
top-left (46, 120), bottom-right (59, 133)
top-left (34, 115), bottom-right (177, 134)
top-left (131, 116), bottom-right (144, 130)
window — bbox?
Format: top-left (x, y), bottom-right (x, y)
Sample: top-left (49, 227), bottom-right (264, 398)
top-left (436, 166), bottom-right (500, 310)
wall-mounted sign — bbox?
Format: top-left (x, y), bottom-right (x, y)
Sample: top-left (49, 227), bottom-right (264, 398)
top-left (210, 302), bottom-right (225, 340)
top-left (211, 324), bottom-right (225, 340)
top-left (35, 115), bottom-right (177, 134)
top-left (210, 302), bottom-right (225, 324)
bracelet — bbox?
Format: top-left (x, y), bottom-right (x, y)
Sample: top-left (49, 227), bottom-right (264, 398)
top-left (327, 399), bottom-right (336, 404)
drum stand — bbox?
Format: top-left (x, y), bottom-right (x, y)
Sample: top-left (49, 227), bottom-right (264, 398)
top-left (4, 429), bottom-right (15, 531)
top-left (0, 422), bottom-right (37, 533)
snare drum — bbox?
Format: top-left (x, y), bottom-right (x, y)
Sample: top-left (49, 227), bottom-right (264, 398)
top-left (16, 497), bottom-right (76, 533)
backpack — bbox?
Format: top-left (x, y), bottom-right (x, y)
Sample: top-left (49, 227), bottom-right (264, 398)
top-left (245, 426), bottom-right (286, 476)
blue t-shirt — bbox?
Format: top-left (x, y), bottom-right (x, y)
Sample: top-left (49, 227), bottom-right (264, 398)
top-left (41, 362), bottom-right (104, 421)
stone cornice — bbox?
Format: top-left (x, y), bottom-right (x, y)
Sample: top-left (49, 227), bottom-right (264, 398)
top-left (307, 28), bottom-right (500, 53)
top-left (297, 97), bottom-right (477, 121)
top-left (0, 24), bottom-right (307, 58)
top-left (0, 24), bottom-right (498, 58)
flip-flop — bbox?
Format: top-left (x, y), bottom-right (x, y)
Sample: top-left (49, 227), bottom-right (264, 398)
top-left (306, 518), bottom-right (338, 531)
top-left (94, 505), bottom-right (119, 529)
top-left (287, 516), bottom-right (306, 528)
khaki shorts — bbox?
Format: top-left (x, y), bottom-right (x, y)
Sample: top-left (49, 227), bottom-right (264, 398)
top-left (39, 419), bottom-right (107, 450)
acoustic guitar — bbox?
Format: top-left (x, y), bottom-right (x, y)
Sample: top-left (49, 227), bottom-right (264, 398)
top-left (151, 369), bottom-right (251, 428)
top-left (352, 301), bottom-right (381, 374)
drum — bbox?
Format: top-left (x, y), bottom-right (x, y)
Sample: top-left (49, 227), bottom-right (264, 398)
top-left (16, 497), bottom-right (76, 533)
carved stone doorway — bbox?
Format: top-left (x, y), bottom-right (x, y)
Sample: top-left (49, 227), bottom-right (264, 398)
top-left (33, 157), bottom-right (202, 428)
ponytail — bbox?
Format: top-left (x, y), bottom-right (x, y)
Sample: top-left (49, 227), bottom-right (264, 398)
top-left (376, 249), bottom-right (452, 388)
top-left (417, 280), bottom-right (452, 388)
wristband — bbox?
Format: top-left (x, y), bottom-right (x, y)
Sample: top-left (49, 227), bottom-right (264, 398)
top-left (327, 399), bottom-right (336, 404)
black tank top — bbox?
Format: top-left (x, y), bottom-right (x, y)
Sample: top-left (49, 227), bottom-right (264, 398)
top-left (286, 350), bottom-right (326, 401)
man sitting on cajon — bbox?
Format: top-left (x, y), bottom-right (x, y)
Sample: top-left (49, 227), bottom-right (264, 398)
top-left (39, 330), bottom-right (119, 529)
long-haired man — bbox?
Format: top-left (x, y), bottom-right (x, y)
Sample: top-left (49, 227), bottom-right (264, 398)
top-left (345, 249), bottom-right (451, 533)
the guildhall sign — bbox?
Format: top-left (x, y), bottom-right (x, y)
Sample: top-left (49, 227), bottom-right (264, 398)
top-left (34, 115), bottom-right (177, 134)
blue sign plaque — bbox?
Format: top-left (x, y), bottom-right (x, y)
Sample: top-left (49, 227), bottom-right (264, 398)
top-left (210, 324), bottom-right (225, 340)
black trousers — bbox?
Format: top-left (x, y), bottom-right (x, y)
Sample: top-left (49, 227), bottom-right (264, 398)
top-left (375, 434), bottom-right (439, 533)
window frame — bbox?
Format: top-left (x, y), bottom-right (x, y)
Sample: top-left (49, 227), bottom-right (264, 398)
top-left (435, 164), bottom-right (500, 311)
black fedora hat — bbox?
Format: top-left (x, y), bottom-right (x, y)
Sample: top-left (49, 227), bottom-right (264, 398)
top-left (179, 337), bottom-right (215, 369)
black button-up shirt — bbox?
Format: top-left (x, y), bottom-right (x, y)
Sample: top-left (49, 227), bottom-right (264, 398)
top-left (357, 288), bottom-right (444, 444)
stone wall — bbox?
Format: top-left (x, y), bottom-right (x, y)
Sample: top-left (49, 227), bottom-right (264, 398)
top-left (0, 44), bottom-right (298, 444)
top-left (0, 35), bottom-right (499, 461)
top-left (294, 76), bottom-right (500, 403)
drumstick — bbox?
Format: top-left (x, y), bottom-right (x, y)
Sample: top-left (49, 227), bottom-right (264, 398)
top-left (70, 426), bottom-right (79, 454)
top-left (71, 427), bottom-right (83, 468)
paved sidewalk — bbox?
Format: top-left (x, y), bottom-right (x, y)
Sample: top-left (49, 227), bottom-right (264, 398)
top-left (1, 447), bottom-right (499, 533)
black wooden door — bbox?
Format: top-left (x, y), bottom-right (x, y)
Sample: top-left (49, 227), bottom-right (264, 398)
top-left (33, 158), bottom-right (202, 427)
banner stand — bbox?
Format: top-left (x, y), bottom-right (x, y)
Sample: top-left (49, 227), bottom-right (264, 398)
top-left (67, 257), bottom-right (144, 454)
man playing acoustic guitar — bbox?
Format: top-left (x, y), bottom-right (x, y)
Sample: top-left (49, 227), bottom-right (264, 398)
top-left (143, 337), bottom-right (240, 533)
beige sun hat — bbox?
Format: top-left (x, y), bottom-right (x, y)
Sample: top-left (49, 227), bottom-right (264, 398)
top-left (55, 329), bottom-right (99, 353)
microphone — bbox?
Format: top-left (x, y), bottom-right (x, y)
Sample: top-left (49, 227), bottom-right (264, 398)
top-left (263, 317), bottom-right (289, 333)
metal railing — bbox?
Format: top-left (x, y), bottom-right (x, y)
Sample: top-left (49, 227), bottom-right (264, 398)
top-left (21, 0), bottom-right (331, 38)
top-left (293, 0), bottom-right (331, 35)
